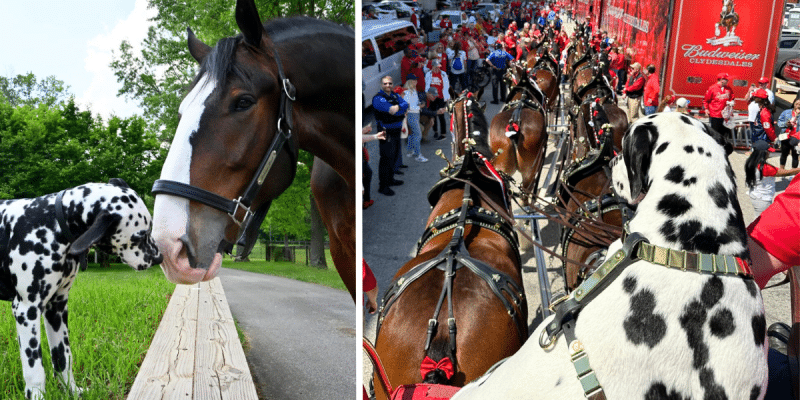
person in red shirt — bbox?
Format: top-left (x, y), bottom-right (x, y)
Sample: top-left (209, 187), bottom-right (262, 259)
top-left (440, 15), bottom-right (453, 30)
top-left (401, 47), bottom-right (426, 93)
top-left (623, 62), bottom-right (645, 122)
top-left (504, 31), bottom-right (517, 57)
top-left (749, 89), bottom-right (776, 144)
top-left (745, 141), bottom-right (800, 216)
top-left (643, 64), bottom-right (660, 115)
top-left (703, 72), bottom-right (735, 138)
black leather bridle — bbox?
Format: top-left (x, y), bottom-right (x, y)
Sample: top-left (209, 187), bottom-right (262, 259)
top-left (152, 41), bottom-right (298, 257)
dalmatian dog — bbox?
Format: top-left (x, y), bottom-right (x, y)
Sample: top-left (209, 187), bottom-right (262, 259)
top-left (453, 113), bottom-right (768, 399)
top-left (0, 179), bottom-right (163, 399)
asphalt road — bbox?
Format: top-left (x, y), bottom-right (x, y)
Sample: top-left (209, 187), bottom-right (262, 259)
top-left (362, 90), bottom-right (793, 391)
top-left (217, 268), bottom-right (356, 400)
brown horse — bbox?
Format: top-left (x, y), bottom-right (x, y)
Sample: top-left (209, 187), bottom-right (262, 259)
top-left (448, 91), bottom-right (486, 157)
top-left (488, 63), bottom-right (549, 200)
top-left (373, 124), bottom-right (527, 399)
top-left (557, 85), bottom-right (628, 290)
top-left (150, 0), bottom-right (356, 298)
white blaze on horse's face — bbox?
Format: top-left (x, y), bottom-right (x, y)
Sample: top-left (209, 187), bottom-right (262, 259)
top-left (152, 74), bottom-right (222, 284)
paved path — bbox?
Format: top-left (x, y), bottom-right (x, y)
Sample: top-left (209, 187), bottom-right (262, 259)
top-left (217, 268), bottom-right (355, 400)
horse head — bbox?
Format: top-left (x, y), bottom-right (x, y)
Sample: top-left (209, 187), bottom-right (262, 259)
top-left (151, 0), bottom-right (354, 284)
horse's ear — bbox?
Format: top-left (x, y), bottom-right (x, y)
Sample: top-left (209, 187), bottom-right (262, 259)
top-left (187, 28), bottom-right (211, 63)
top-left (236, 0), bottom-right (265, 47)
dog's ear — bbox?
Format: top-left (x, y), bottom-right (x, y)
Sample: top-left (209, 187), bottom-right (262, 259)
top-left (108, 178), bottom-right (129, 188)
top-left (623, 124), bottom-right (658, 199)
top-left (702, 122), bottom-right (734, 155)
top-left (70, 211), bottom-right (122, 255)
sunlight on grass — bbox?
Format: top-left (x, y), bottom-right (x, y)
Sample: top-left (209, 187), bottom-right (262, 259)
top-left (0, 265), bottom-right (175, 400)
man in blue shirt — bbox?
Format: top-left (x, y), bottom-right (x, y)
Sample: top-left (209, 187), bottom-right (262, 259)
top-left (372, 75), bottom-right (409, 196)
top-left (486, 43), bottom-right (514, 104)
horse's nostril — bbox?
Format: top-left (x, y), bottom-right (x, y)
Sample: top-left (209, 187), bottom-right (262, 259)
top-left (179, 234), bottom-right (199, 269)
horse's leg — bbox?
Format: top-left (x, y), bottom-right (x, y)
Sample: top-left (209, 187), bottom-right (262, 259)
top-left (310, 158), bottom-right (356, 300)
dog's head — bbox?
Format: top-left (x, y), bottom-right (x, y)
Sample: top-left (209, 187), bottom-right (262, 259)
top-left (70, 179), bottom-right (162, 270)
top-left (611, 113), bottom-right (732, 204)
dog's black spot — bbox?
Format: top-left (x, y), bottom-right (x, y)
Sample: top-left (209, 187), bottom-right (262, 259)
top-left (725, 164), bottom-right (735, 182)
top-left (684, 145), bottom-right (694, 153)
top-left (698, 368), bottom-right (728, 400)
top-left (26, 306), bottom-right (37, 321)
top-left (701, 276), bottom-right (724, 308)
top-left (709, 182), bottom-right (729, 209)
top-left (752, 314), bottom-right (766, 347)
top-left (682, 177), bottom-right (697, 187)
top-left (644, 382), bottom-right (689, 400)
top-left (744, 279), bottom-right (757, 297)
top-left (624, 288), bottom-right (667, 348)
top-left (657, 194), bottom-right (692, 218)
top-left (660, 220), bottom-right (678, 242)
top-left (680, 299), bottom-right (709, 368)
top-left (655, 142), bottom-right (670, 154)
top-left (623, 276), bottom-right (637, 294)
top-left (697, 147), bottom-right (704, 155)
top-left (750, 385), bottom-right (761, 400)
top-left (665, 166), bottom-right (685, 184)
top-left (51, 341), bottom-right (67, 372)
top-left (709, 308), bottom-right (735, 338)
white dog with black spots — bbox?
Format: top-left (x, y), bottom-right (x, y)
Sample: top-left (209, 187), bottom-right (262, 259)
top-left (0, 179), bottom-right (162, 399)
top-left (452, 113), bottom-right (768, 399)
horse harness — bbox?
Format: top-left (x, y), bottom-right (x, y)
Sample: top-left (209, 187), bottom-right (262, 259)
top-left (540, 231), bottom-right (754, 400)
top-left (376, 152), bottom-right (527, 368)
top-left (151, 38), bottom-right (298, 258)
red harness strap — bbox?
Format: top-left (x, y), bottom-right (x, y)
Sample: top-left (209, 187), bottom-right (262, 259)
top-left (391, 384), bottom-right (461, 400)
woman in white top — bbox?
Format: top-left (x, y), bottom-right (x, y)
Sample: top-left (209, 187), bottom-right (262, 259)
top-left (402, 74), bottom-right (428, 162)
top-left (449, 41), bottom-right (468, 92)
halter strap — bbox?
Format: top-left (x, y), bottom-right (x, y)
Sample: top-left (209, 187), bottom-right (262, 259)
top-left (55, 190), bottom-right (88, 272)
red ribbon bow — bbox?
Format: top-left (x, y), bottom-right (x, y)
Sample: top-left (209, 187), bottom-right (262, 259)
top-left (468, 113), bottom-right (474, 119)
top-left (420, 356), bottom-right (455, 380)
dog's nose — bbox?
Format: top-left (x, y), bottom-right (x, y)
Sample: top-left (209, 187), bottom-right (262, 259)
top-left (153, 253), bottom-right (164, 265)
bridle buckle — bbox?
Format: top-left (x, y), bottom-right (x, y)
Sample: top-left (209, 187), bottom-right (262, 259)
top-left (229, 197), bottom-right (254, 227)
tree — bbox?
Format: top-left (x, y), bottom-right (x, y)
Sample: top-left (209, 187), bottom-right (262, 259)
top-left (0, 73), bottom-right (70, 108)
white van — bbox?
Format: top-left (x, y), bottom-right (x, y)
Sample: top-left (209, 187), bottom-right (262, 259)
top-left (362, 20), bottom-right (419, 109)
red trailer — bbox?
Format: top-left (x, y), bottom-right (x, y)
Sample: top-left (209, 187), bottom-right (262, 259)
top-left (598, 0), bottom-right (784, 111)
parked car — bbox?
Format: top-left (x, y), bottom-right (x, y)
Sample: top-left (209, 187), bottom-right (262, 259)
top-left (436, 0), bottom-right (454, 10)
top-left (783, 58), bottom-right (800, 85)
top-left (363, 4), bottom-right (398, 20)
top-left (774, 33), bottom-right (800, 77)
top-left (473, 3), bottom-right (501, 20)
top-left (378, 0), bottom-right (414, 17)
top-left (362, 20), bottom-right (419, 108)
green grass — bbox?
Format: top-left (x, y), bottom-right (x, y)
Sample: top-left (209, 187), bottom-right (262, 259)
top-left (222, 245), bottom-right (346, 291)
top-left (0, 264), bottom-right (175, 400)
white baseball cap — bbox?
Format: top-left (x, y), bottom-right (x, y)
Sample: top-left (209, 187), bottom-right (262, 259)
top-left (676, 97), bottom-right (690, 108)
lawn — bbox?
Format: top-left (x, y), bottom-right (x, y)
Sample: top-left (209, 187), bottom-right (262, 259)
top-left (222, 245), bottom-right (347, 291)
top-left (0, 264), bottom-right (175, 400)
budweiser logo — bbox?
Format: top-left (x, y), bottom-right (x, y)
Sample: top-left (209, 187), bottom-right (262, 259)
top-left (681, 44), bottom-right (760, 60)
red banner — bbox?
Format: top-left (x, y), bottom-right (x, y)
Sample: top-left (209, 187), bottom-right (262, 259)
top-left (662, 0), bottom-right (783, 111)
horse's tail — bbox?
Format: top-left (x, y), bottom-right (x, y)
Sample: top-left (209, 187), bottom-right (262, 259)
top-left (420, 339), bottom-right (456, 385)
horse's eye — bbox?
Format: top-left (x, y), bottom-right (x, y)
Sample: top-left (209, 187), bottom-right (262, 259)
top-left (234, 97), bottom-right (255, 111)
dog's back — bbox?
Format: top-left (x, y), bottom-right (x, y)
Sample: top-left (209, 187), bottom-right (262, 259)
top-left (454, 113), bottom-right (768, 399)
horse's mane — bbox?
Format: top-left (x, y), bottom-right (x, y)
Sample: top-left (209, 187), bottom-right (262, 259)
top-left (189, 16), bottom-right (353, 98)
top-left (466, 99), bottom-right (493, 159)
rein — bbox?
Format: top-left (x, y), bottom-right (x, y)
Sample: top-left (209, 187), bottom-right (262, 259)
top-left (151, 38), bottom-right (298, 257)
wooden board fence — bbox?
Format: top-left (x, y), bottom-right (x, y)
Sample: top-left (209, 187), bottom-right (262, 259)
top-left (127, 278), bottom-right (258, 400)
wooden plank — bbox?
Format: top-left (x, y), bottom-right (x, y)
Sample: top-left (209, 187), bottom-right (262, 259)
top-left (193, 279), bottom-right (258, 400)
top-left (128, 284), bottom-right (198, 399)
